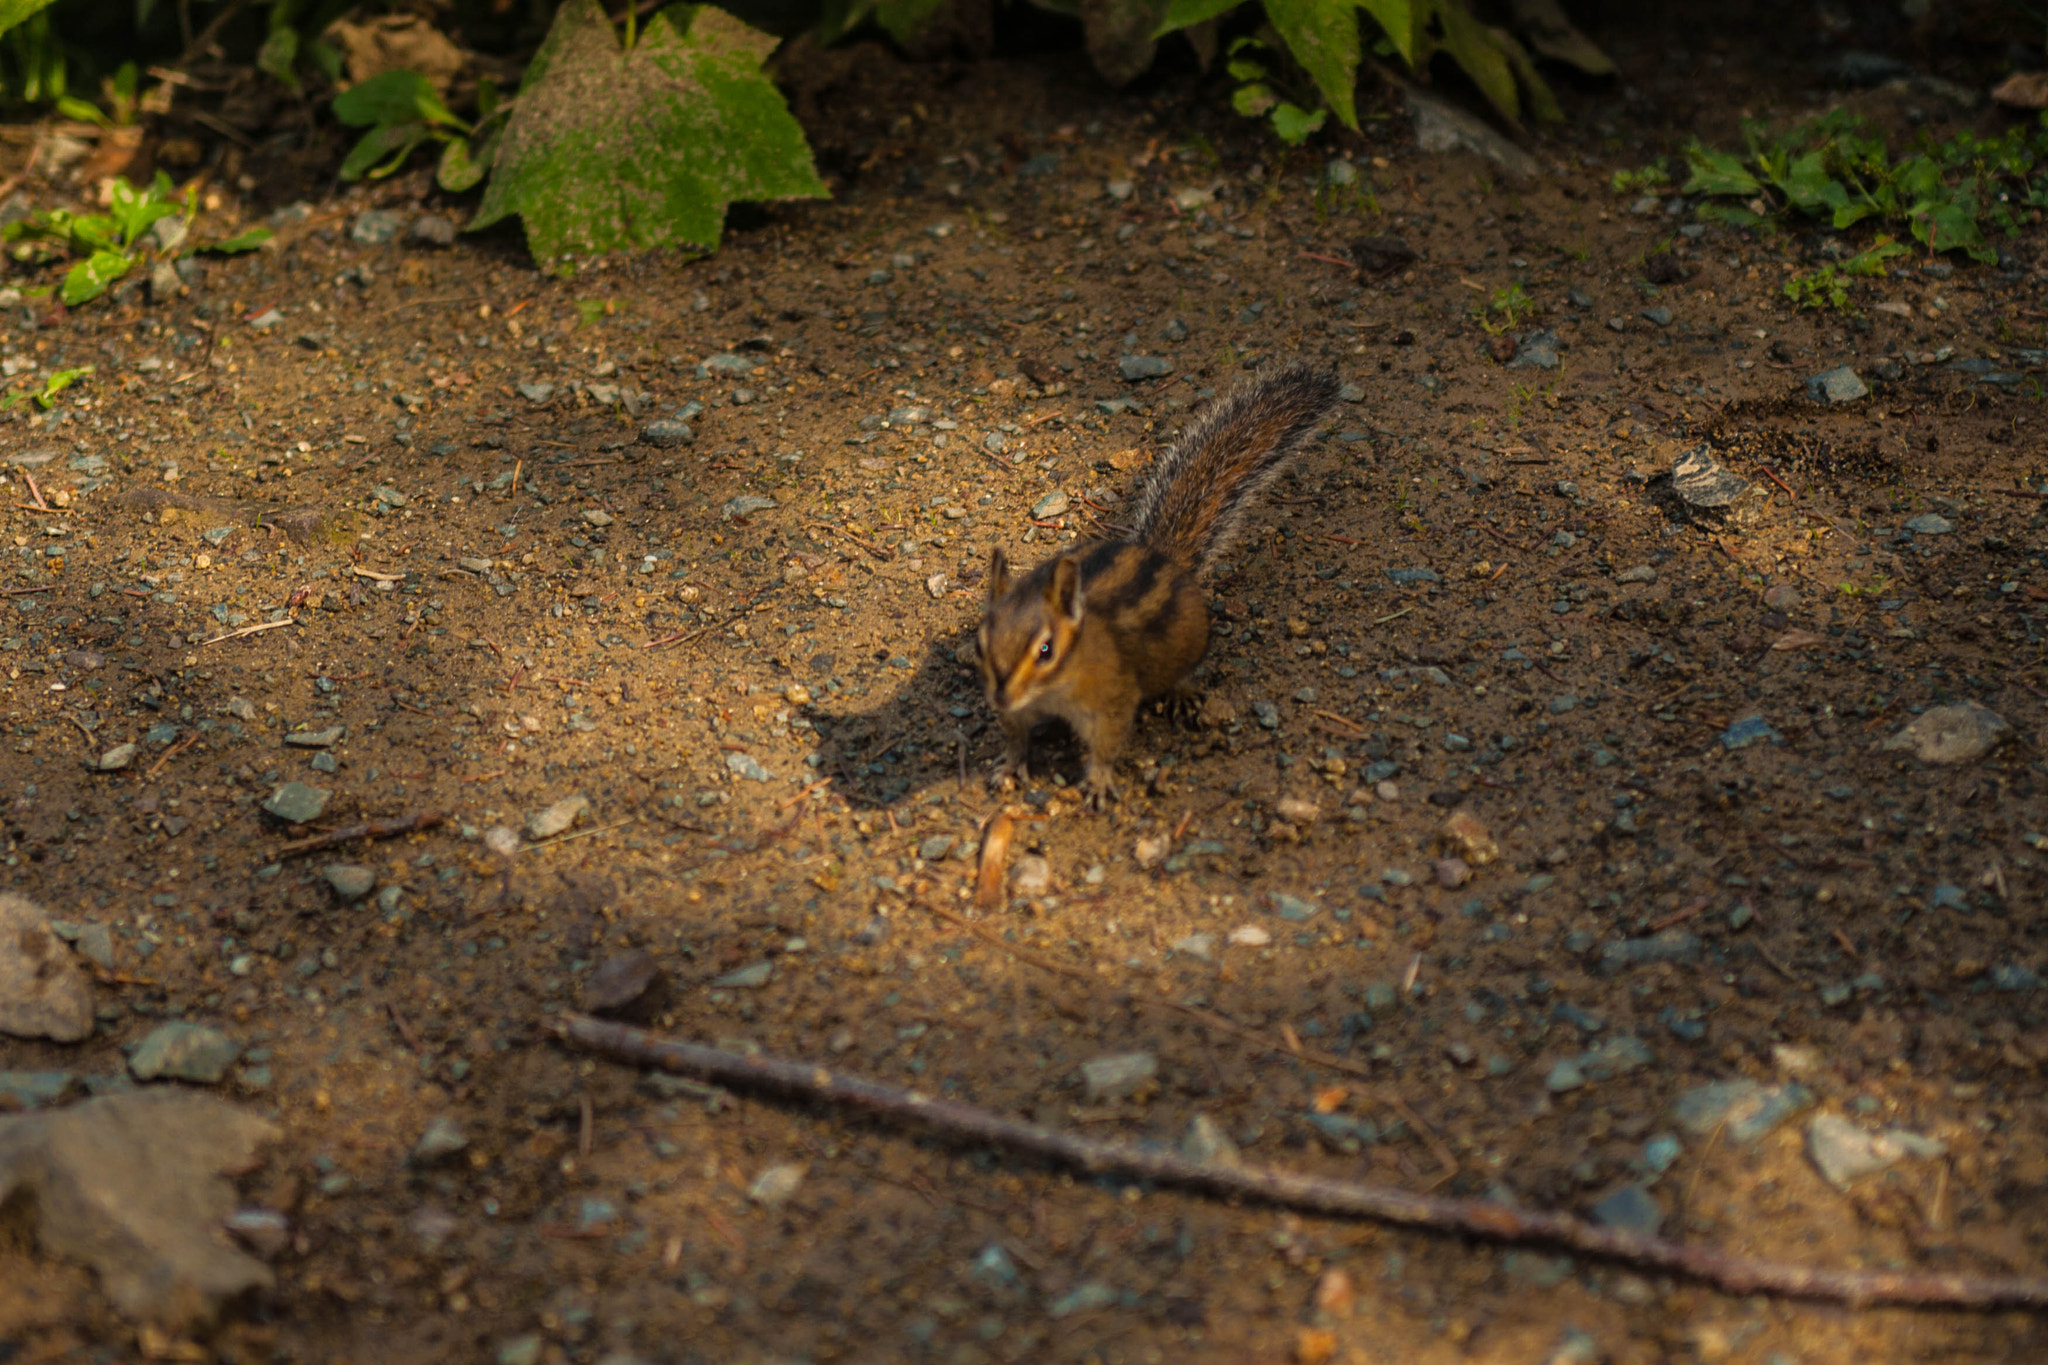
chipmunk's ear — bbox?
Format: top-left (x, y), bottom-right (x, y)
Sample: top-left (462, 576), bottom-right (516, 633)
top-left (1047, 556), bottom-right (1083, 622)
top-left (987, 547), bottom-right (1010, 600)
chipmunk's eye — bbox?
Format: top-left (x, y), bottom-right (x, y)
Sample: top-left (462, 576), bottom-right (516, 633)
top-left (1036, 638), bottom-right (1054, 662)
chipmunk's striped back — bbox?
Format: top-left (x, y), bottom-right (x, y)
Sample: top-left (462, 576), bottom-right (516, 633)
top-left (1126, 362), bottom-right (1341, 573)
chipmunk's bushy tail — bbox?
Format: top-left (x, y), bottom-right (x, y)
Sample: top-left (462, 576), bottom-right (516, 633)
top-left (1126, 362), bottom-right (1341, 574)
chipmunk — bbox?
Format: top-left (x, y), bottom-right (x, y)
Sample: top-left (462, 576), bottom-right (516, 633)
top-left (978, 362), bottom-right (1342, 807)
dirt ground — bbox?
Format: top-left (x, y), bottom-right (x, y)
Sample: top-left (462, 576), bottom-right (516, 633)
top-left (2, 5), bottom-right (2047, 1363)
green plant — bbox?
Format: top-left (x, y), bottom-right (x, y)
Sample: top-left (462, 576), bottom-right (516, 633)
top-left (0, 363), bottom-right (90, 410)
top-left (334, 69), bottom-right (502, 191)
top-left (472, 0), bottom-right (826, 270)
top-left (1473, 280), bottom-right (1533, 331)
top-left (1223, 33), bottom-right (1323, 144)
top-left (3, 172), bottom-right (270, 305)
top-left (1610, 164), bottom-right (1669, 195)
top-left (1782, 236), bottom-right (1908, 312)
top-left (1679, 109), bottom-right (2048, 262)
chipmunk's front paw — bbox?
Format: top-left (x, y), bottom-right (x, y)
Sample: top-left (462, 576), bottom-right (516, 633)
top-left (1079, 775), bottom-right (1120, 811)
top-left (988, 758), bottom-right (1028, 792)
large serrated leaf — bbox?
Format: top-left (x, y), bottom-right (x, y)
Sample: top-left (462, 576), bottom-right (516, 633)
top-left (472, 0), bottom-right (826, 269)
top-left (1356, 0), bottom-right (1412, 64)
top-left (1264, 0), bottom-right (1360, 130)
top-left (1153, 0), bottom-right (1240, 37)
top-left (0, 0), bottom-right (58, 38)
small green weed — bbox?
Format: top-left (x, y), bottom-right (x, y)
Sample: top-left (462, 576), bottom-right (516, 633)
top-left (1836, 572), bottom-right (1895, 599)
top-left (3, 174), bottom-right (270, 305)
top-left (334, 70), bottom-right (504, 193)
top-left (1474, 281), bottom-right (1535, 332)
top-left (1610, 164), bottom-right (1670, 195)
top-left (1678, 109), bottom-right (2048, 262)
top-left (0, 364), bottom-right (91, 411)
top-left (1224, 35), bottom-right (1326, 146)
top-left (1782, 236), bottom-right (1909, 311)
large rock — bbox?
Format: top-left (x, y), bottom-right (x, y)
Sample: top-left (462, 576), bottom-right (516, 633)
top-left (1881, 702), bottom-right (2011, 765)
top-left (0, 1090), bottom-right (279, 1328)
top-left (0, 892), bottom-right (94, 1043)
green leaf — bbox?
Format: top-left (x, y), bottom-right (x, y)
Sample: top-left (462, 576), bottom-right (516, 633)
top-left (873, 0), bottom-right (945, 42)
top-left (0, 0), bottom-right (59, 41)
top-left (438, 136), bottom-right (485, 193)
top-left (1355, 0), bottom-right (1412, 64)
top-left (1777, 151), bottom-right (1840, 213)
top-left (1264, 0), bottom-right (1359, 130)
top-left (333, 70), bottom-right (461, 129)
top-left (1428, 0), bottom-right (1519, 124)
top-left (257, 27), bottom-right (299, 88)
top-left (35, 364), bottom-right (91, 406)
top-left (1231, 83), bottom-right (1277, 116)
top-left (1225, 55), bottom-right (1265, 81)
top-left (198, 227), bottom-right (273, 254)
top-left (1153, 0), bottom-right (1239, 37)
top-left (1693, 201), bottom-right (1765, 228)
top-left (60, 251), bottom-right (129, 305)
top-left (472, 0), bottom-right (828, 270)
top-left (338, 123), bottom-right (419, 182)
top-left (55, 94), bottom-right (108, 126)
top-left (1269, 102), bottom-right (1326, 144)
top-left (1681, 147), bottom-right (1760, 197)
top-left (107, 175), bottom-right (179, 245)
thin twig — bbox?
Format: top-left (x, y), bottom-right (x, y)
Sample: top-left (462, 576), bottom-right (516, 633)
top-left (201, 618), bottom-right (298, 646)
top-left (521, 816), bottom-right (635, 853)
top-left (559, 1015), bottom-right (2048, 1310)
top-left (143, 732), bottom-right (199, 779)
top-left (276, 811), bottom-right (445, 858)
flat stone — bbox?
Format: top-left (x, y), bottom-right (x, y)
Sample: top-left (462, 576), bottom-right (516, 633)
top-left (322, 865), bottom-right (376, 901)
top-left (1010, 855), bottom-right (1052, 896)
top-left (1616, 564), bottom-right (1656, 584)
top-left (697, 353), bottom-right (755, 378)
top-left (260, 782), bottom-right (331, 824)
top-left (284, 727), bottom-right (345, 748)
top-left (1386, 566), bottom-right (1440, 585)
top-left (1719, 715), bottom-right (1783, 750)
top-left (711, 961), bottom-right (774, 990)
top-left (1881, 702), bottom-right (2011, 764)
top-left (1671, 1079), bottom-right (1812, 1144)
top-left (725, 752), bottom-right (772, 782)
top-left (0, 893), bottom-right (94, 1043)
top-left (412, 1115), bottom-right (469, 1164)
top-left (90, 742), bottom-right (138, 772)
top-left (1808, 1113), bottom-right (1947, 1190)
top-left (350, 209), bottom-right (403, 244)
top-left (1545, 1059), bottom-right (1587, 1092)
top-left (517, 381), bottom-right (554, 403)
top-left (129, 1022), bottom-right (240, 1084)
top-left (527, 794), bottom-right (589, 839)
top-left (1601, 931), bottom-right (1702, 969)
top-left (1903, 512), bottom-right (1952, 535)
top-left (1590, 1183), bottom-right (1662, 1235)
top-left (0, 1070), bottom-right (76, 1108)
top-left (747, 1162), bottom-right (806, 1207)
top-left (641, 418), bottom-right (693, 447)
top-left (1406, 88), bottom-right (1542, 180)
top-left (408, 214), bottom-right (456, 247)
top-left (1641, 307), bottom-right (1674, 327)
top-left (1508, 329), bottom-right (1560, 368)
top-left (1080, 1051), bottom-right (1157, 1102)
top-left (1807, 365), bottom-right (1868, 404)
top-left (1439, 808), bottom-right (1498, 864)
top-left (584, 950), bottom-right (668, 1019)
top-left (1178, 1116), bottom-right (1241, 1168)
top-left (1031, 490), bottom-right (1071, 519)
top-left (1670, 443), bottom-right (1753, 509)
top-left (722, 494), bottom-right (776, 519)
top-left (1118, 354), bottom-right (1173, 381)
top-left (0, 1090), bottom-right (278, 1329)
top-left (1269, 892), bottom-right (1319, 921)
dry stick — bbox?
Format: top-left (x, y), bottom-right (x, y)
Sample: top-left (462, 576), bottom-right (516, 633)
top-left (276, 811), bottom-right (446, 858)
top-left (1990, 486), bottom-right (2046, 501)
top-left (202, 618), bottom-right (298, 646)
top-left (559, 1014), bottom-right (2048, 1311)
top-left (143, 732), bottom-right (199, 779)
top-left (521, 816), bottom-right (636, 854)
